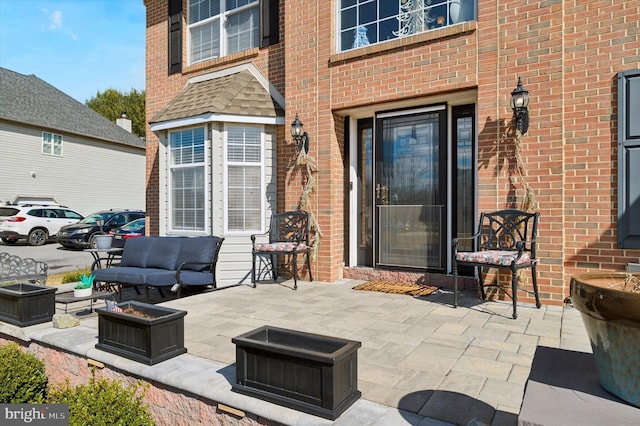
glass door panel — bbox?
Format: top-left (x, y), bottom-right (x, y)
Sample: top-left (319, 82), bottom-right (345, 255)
top-left (357, 119), bottom-right (374, 266)
top-left (375, 107), bottom-right (446, 269)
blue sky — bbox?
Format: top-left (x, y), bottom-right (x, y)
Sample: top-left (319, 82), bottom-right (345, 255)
top-left (0, 0), bottom-right (146, 103)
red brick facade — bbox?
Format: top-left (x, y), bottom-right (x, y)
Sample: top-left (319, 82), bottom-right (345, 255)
top-left (145, 1), bottom-right (640, 306)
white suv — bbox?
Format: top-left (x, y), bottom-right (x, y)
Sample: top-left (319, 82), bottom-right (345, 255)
top-left (0, 204), bottom-right (84, 246)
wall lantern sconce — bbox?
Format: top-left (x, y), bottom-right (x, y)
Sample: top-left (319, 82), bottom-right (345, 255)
top-left (290, 113), bottom-right (309, 154)
top-left (510, 77), bottom-right (530, 135)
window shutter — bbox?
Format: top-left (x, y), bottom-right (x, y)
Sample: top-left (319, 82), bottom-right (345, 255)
top-left (260, 0), bottom-right (279, 48)
top-left (168, 0), bottom-right (182, 74)
top-left (618, 69), bottom-right (640, 248)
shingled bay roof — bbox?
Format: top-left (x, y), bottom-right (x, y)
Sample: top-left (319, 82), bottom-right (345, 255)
top-left (150, 69), bottom-right (284, 124)
top-left (0, 67), bottom-right (144, 149)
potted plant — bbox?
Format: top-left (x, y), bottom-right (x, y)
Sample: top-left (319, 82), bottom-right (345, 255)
top-left (74, 273), bottom-right (94, 298)
top-left (570, 272), bottom-right (640, 407)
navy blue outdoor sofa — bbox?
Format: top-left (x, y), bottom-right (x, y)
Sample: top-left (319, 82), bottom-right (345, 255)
top-left (92, 236), bottom-right (224, 301)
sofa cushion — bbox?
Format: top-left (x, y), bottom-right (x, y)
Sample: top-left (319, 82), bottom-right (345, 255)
top-left (119, 237), bottom-right (153, 268)
top-left (177, 270), bottom-right (214, 286)
top-left (175, 236), bottom-right (220, 271)
top-left (145, 237), bottom-right (182, 270)
top-left (92, 267), bottom-right (122, 283)
top-left (116, 268), bottom-right (175, 286)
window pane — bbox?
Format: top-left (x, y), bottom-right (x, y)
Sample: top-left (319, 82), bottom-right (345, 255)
top-left (359, 1), bottom-right (376, 24)
top-left (226, 0), bottom-right (256, 11)
top-left (191, 20), bottom-right (220, 62)
top-left (170, 128), bottom-right (205, 165)
top-left (190, 0), bottom-right (219, 24)
top-left (227, 126), bottom-right (261, 163)
top-left (227, 166), bottom-right (261, 231)
top-left (226, 7), bottom-right (259, 54)
top-left (341, 6), bottom-right (356, 31)
top-left (226, 125), bottom-right (262, 232)
top-left (172, 167), bottom-right (205, 230)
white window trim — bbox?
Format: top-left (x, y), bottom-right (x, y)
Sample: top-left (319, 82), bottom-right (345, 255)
top-left (187, 0), bottom-right (259, 66)
top-left (222, 123), bottom-right (265, 235)
top-left (42, 132), bottom-right (63, 156)
top-left (167, 125), bottom-right (210, 236)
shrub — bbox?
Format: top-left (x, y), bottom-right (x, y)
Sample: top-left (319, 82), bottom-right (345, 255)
top-left (61, 269), bottom-right (91, 284)
top-left (48, 373), bottom-right (155, 426)
top-left (0, 342), bottom-right (48, 403)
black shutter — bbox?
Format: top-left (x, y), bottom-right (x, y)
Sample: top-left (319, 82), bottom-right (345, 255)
top-left (618, 69), bottom-right (640, 248)
top-left (260, 0), bottom-right (279, 48)
top-left (168, 0), bottom-right (182, 74)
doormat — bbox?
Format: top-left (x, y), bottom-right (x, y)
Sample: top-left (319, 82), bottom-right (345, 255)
top-left (352, 281), bottom-right (438, 297)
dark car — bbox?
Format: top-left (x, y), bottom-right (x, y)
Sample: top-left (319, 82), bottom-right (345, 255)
top-left (109, 218), bottom-right (145, 248)
top-left (56, 209), bottom-right (145, 249)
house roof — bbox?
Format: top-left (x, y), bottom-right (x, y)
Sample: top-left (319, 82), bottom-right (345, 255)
top-left (0, 67), bottom-right (145, 149)
top-left (150, 69), bottom-right (284, 124)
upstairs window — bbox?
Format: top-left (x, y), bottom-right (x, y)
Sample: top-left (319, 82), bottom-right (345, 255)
top-left (42, 132), bottom-right (62, 156)
top-left (338, 0), bottom-right (475, 52)
top-left (189, 0), bottom-right (259, 64)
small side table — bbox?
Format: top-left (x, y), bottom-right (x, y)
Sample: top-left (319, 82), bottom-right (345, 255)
top-left (55, 290), bottom-right (115, 314)
top-left (84, 248), bottom-right (123, 271)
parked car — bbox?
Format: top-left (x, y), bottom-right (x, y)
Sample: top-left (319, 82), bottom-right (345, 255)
top-left (0, 204), bottom-right (84, 246)
top-left (56, 209), bottom-right (145, 249)
top-left (109, 218), bottom-right (146, 248)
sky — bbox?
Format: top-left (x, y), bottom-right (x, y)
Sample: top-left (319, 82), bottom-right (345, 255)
top-left (0, 0), bottom-right (146, 103)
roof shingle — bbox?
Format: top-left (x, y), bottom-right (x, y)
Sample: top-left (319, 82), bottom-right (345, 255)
top-left (0, 67), bottom-right (144, 149)
top-left (150, 70), bottom-right (284, 124)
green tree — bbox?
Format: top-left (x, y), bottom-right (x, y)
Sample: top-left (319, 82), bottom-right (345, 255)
top-left (86, 88), bottom-right (146, 138)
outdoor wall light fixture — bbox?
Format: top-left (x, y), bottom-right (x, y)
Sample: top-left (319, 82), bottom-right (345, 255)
top-left (290, 113), bottom-right (309, 154)
top-left (510, 77), bottom-right (530, 135)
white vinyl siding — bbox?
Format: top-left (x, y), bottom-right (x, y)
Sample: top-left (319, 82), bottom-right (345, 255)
top-left (0, 122), bottom-right (145, 216)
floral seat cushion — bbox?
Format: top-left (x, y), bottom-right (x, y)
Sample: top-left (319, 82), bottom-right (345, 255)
top-left (255, 242), bottom-right (308, 252)
top-left (455, 250), bottom-right (531, 267)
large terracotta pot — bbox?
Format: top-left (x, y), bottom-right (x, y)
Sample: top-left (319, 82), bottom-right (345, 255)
top-left (571, 272), bottom-right (640, 407)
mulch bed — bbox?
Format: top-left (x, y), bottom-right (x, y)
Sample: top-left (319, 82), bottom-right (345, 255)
top-left (352, 280), bottom-right (439, 297)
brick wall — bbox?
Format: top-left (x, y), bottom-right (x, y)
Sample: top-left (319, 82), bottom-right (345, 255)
top-left (145, 0), bottom-right (640, 304)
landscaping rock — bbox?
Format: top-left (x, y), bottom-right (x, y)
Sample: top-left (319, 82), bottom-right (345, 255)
top-left (52, 314), bottom-right (79, 328)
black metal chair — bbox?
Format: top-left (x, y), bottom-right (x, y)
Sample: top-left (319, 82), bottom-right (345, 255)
top-left (452, 209), bottom-right (541, 319)
top-left (251, 211), bottom-right (313, 290)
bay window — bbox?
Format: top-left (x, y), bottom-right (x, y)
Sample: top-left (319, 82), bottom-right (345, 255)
top-left (170, 127), bottom-right (206, 231)
top-left (225, 125), bottom-right (263, 233)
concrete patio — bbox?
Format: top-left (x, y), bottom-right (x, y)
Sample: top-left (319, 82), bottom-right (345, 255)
top-left (0, 278), bottom-right (605, 425)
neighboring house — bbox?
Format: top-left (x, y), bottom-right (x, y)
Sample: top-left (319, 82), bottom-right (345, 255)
top-left (144, 0), bottom-right (640, 301)
top-left (0, 67), bottom-right (145, 216)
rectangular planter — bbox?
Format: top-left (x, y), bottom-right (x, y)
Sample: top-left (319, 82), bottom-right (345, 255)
top-left (0, 283), bottom-right (57, 327)
top-left (96, 301), bottom-right (187, 365)
top-left (232, 325), bottom-right (361, 420)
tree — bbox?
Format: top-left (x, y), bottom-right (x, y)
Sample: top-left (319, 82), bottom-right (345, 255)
top-left (86, 88), bottom-right (146, 138)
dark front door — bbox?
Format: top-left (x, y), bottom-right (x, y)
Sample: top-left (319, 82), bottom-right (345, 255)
top-left (375, 106), bottom-right (447, 270)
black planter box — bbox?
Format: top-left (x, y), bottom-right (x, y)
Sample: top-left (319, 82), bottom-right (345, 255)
top-left (0, 283), bottom-right (57, 327)
top-left (96, 301), bottom-right (187, 365)
top-left (232, 325), bottom-right (361, 420)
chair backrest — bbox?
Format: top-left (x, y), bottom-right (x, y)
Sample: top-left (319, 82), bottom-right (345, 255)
top-left (476, 210), bottom-right (539, 256)
top-left (268, 211), bottom-right (310, 245)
